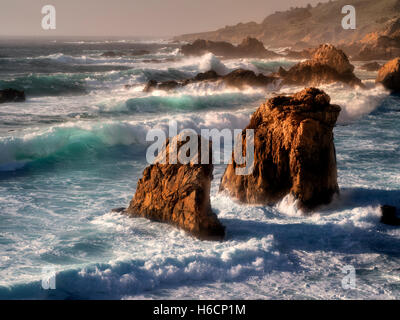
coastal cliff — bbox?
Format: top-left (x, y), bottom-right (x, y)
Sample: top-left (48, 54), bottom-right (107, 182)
top-left (174, 0), bottom-right (400, 50)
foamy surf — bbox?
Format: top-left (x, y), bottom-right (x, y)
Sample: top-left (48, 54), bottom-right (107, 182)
top-left (1, 38), bottom-right (400, 300)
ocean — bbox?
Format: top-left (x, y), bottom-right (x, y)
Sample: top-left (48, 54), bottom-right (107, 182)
top-left (0, 38), bottom-right (399, 299)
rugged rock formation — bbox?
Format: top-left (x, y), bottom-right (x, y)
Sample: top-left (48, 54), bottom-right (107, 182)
top-left (376, 57), bottom-right (400, 92)
top-left (125, 133), bottom-right (225, 241)
top-left (143, 69), bottom-right (277, 93)
top-left (175, 1), bottom-right (400, 49)
top-left (361, 62), bottom-right (382, 72)
top-left (281, 44), bottom-right (363, 87)
top-left (180, 37), bottom-right (279, 58)
top-left (347, 18), bottom-right (400, 61)
top-left (380, 205), bottom-right (400, 226)
top-left (219, 88), bottom-right (341, 210)
top-left (0, 89), bottom-right (26, 103)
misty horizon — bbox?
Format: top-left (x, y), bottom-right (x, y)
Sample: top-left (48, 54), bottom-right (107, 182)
top-left (0, 0), bottom-right (329, 38)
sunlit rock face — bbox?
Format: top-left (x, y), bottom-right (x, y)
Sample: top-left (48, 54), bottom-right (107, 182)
top-left (376, 57), bottom-right (400, 93)
top-left (219, 88), bottom-right (341, 211)
top-left (126, 134), bottom-right (225, 241)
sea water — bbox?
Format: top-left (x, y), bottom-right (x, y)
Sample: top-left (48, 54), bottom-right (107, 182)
top-left (0, 39), bottom-right (399, 299)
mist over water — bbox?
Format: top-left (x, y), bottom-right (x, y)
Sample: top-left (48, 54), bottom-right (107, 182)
top-left (0, 39), bottom-right (399, 299)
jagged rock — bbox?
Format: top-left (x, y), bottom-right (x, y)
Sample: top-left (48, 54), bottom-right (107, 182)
top-left (180, 37), bottom-right (279, 58)
top-left (143, 80), bottom-right (181, 93)
top-left (361, 62), bottom-right (382, 72)
top-left (0, 89), bottom-right (26, 103)
top-left (380, 205), bottom-right (400, 226)
top-left (125, 133), bottom-right (225, 240)
top-left (376, 57), bottom-right (400, 92)
top-left (351, 18), bottom-right (400, 61)
top-left (190, 70), bottom-right (220, 82)
top-left (181, 39), bottom-right (235, 56)
top-left (174, 1), bottom-right (400, 49)
top-left (219, 88), bottom-right (341, 210)
top-left (236, 37), bottom-right (278, 58)
top-left (143, 69), bottom-right (276, 93)
top-left (282, 44), bottom-right (363, 87)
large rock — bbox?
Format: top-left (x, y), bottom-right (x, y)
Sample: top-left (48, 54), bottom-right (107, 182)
top-left (219, 88), bottom-right (341, 210)
top-left (126, 133), bottom-right (225, 241)
top-left (281, 44), bottom-right (363, 87)
top-left (180, 37), bottom-right (278, 58)
top-left (376, 57), bottom-right (400, 92)
top-left (0, 89), bottom-right (25, 104)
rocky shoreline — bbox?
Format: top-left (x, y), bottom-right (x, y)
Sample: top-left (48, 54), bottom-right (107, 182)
top-left (118, 40), bottom-right (400, 239)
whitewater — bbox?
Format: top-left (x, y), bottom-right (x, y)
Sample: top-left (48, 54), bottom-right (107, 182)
top-left (0, 39), bottom-right (399, 299)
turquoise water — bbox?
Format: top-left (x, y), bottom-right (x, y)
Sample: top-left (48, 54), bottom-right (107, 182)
top-left (0, 39), bottom-right (399, 299)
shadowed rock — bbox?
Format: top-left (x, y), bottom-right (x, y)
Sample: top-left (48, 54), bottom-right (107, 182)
top-left (376, 57), bottom-right (400, 92)
top-left (219, 87), bottom-right (341, 211)
top-left (380, 205), bottom-right (400, 226)
top-left (0, 89), bottom-right (26, 104)
top-left (125, 133), bottom-right (225, 241)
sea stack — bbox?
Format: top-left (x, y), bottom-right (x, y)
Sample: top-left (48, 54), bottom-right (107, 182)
top-left (125, 133), bottom-right (225, 241)
top-left (219, 87), bottom-right (341, 210)
top-left (281, 44), bottom-right (363, 87)
top-left (376, 57), bottom-right (400, 93)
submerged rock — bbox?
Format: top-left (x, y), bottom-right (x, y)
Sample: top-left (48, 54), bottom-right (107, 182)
top-left (380, 205), bottom-right (400, 226)
top-left (376, 57), bottom-right (400, 92)
top-left (125, 134), bottom-right (225, 241)
top-left (219, 88), bottom-right (341, 210)
top-left (180, 37), bottom-right (279, 58)
top-left (281, 44), bottom-right (363, 87)
top-left (0, 88), bottom-right (26, 104)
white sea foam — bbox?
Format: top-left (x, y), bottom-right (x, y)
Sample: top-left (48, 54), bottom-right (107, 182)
top-left (280, 82), bottom-right (390, 124)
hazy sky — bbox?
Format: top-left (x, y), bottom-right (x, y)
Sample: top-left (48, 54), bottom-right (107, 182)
top-left (0, 0), bottom-right (329, 37)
